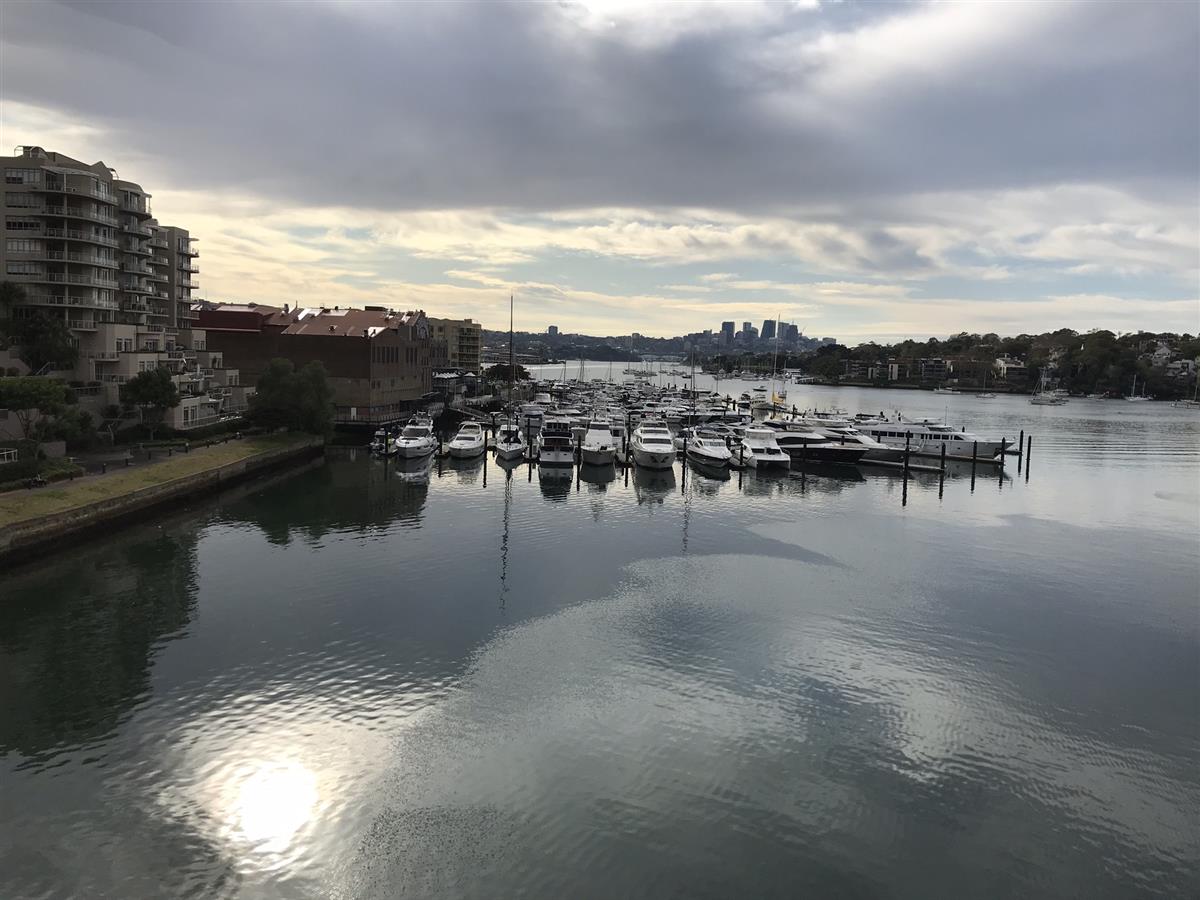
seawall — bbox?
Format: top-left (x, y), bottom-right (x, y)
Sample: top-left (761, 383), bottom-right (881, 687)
top-left (0, 435), bottom-right (324, 567)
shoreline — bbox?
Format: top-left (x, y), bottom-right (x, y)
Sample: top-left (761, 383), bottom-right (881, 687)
top-left (0, 433), bottom-right (325, 567)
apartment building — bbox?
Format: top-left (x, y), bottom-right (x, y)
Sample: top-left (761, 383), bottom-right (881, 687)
top-left (427, 317), bottom-right (481, 373)
top-left (1, 146), bottom-right (243, 430)
top-left (196, 303), bottom-right (432, 426)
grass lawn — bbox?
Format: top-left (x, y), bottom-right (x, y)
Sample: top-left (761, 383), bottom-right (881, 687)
top-left (0, 433), bottom-right (314, 529)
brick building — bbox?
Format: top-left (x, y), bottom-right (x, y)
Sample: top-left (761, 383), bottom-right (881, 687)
top-left (195, 303), bottom-right (432, 427)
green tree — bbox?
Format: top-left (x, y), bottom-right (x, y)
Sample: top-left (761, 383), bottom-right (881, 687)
top-left (483, 362), bottom-right (529, 382)
top-left (0, 376), bottom-right (68, 444)
top-left (247, 358), bottom-right (333, 435)
top-left (121, 367), bottom-right (180, 439)
top-left (8, 312), bottom-right (79, 373)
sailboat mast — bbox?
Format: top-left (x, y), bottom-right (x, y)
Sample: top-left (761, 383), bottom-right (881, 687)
top-left (508, 293), bottom-right (515, 397)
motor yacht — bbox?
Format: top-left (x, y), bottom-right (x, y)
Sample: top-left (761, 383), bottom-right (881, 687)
top-left (493, 420), bottom-right (528, 461)
top-left (392, 417), bottom-right (437, 458)
top-left (736, 425), bottom-right (791, 470)
top-left (630, 419), bottom-right (676, 469)
top-left (762, 419), bottom-right (869, 465)
top-left (537, 417), bottom-right (575, 465)
top-left (685, 434), bottom-right (733, 467)
top-left (447, 421), bottom-right (486, 458)
top-left (853, 418), bottom-right (1005, 458)
top-left (581, 419), bottom-right (618, 466)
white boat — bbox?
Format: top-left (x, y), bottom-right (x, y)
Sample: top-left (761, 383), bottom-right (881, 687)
top-left (630, 419), bottom-right (676, 469)
top-left (392, 417), bottom-right (437, 458)
top-left (447, 421), bottom-right (486, 458)
top-left (763, 419), bottom-right (870, 465)
top-left (977, 392), bottom-right (997, 399)
top-left (737, 425), bottom-right (791, 470)
top-left (932, 387), bottom-right (959, 394)
top-left (519, 403), bottom-right (545, 429)
top-left (685, 434), bottom-right (733, 468)
top-left (854, 418), bottom-right (1005, 458)
top-left (580, 419), bottom-right (617, 466)
top-left (493, 420), bottom-right (528, 460)
top-left (537, 417), bottom-right (575, 466)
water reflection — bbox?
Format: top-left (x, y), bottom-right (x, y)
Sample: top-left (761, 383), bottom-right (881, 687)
top-left (537, 463), bottom-right (573, 501)
top-left (0, 529), bottom-right (199, 762)
top-left (578, 462), bottom-right (616, 488)
top-left (633, 466), bottom-right (676, 506)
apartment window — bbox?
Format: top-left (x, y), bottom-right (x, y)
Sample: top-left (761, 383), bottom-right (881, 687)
top-left (5, 168), bottom-right (41, 184)
top-left (6, 261), bottom-right (40, 275)
top-left (6, 239), bottom-right (41, 252)
top-left (6, 193), bottom-right (41, 208)
top-left (6, 218), bottom-right (40, 231)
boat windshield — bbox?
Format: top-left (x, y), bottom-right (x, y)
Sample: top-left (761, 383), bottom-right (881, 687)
top-left (401, 426), bottom-right (429, 438)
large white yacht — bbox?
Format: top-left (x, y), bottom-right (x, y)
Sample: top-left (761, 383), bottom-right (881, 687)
top-left (737, 425), bottom-right (791, 470)
top-left (770, 414), bottom-right (896, 461)
top-left (447, 421), bottom-right (486, 458)
top-left (630, 419), bottom-right (676, 469)
top-left (685, 433), bottom-right (733, 468)
top-left (580, 419), bottom-right (618, 466)
top-left (537, 417), bottom-right (575, 466)
top-left (853, 418), bottom-right (1005, 458)
top-left (392, 417), bottom-right (437, 458)
top-left (761, 419), bottom-right (869, 465)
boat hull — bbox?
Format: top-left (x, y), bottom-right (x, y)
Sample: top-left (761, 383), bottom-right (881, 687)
top-left (448, 442), bottom-right (485, 458)
top-left (494, 443), bottom-right (527, 460)
top-left (394, 442), bottom-right (435, 459)
top-left (685, 446), bottom-right (730, 467)
top-left (631, 446), bottom-right (675, 469)
top-left (581, 446), bottom-right (616, 466)
top-left (538, 449), bottom-right (575, 466)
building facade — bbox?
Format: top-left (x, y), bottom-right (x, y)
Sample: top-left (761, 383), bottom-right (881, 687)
top-left (427, 317), bottom-right (481, 372)
top-left (1, 146), bottom-right (241, 430)
top-left (196, 303), bottom-right (432, 426)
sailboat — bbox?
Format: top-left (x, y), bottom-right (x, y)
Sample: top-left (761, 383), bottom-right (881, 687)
top-left (1029, 370), bottom-right (1066, 405)
top-left (977, 366), bottom-right (997, 399)
top-left (1125, 373), bottom-right (1150, 401)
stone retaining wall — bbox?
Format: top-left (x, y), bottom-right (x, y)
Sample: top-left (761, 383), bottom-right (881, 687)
top-left (0, 437), bottom-right (324, 565)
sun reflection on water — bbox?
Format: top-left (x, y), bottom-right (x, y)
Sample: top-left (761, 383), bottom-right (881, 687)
top-left (225, 760), bottom-right (319, 855)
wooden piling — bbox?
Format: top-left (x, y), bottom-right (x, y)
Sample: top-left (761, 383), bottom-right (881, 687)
top-left (903, 433), bottom-right (911, 474)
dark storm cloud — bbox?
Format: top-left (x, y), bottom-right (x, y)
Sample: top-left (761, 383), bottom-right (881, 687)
top-left (2, 0), bottom-right (1196, 213)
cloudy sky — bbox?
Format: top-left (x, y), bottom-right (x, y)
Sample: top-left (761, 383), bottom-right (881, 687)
top-left (3, 0), bottom-right (1197, 340)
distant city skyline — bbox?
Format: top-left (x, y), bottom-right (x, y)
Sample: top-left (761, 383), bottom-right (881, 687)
top-left (3, 2), bottom-right (1196, 341)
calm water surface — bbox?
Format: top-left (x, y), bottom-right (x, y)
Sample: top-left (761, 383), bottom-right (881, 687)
top-left (2, 379), bottom-right (1198, 899)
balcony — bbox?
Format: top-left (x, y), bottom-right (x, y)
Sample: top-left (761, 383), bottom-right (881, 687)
top-left (43, 227), bottom-right (120, 248)
top-left (41, 204), bottom-right (119, 225)
top-left (88, 351), bottom-right (119, 362)
top-left (35, 182), bottom-right (117, 203)
top-left (122, 261), bottom-right (154, 275)
top-left (39, 273), bottom-right (119, 288)
top-left (179, 263), bottom-right (200, 274)
top-left (150, 254), bottom-right (170, 267)
top-left (120, 220), bottom-right (153, 237)
top-left (179, 242), bottom-right (199, 258)
top-left (121, 282), bottom-right (154, 295)
top-left (25, 292), bottom-right (120, 309)
top-left (67, 319), bottom-right (98, 331)
top-left (150, 237), bottom-right (168, 249)
top-left (120, 196), bottom-right (153, 217)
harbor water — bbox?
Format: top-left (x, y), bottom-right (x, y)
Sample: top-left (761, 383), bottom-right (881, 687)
top-left (2, 374), bottom-right (1198, 899)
